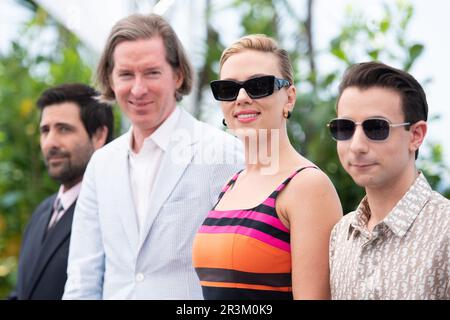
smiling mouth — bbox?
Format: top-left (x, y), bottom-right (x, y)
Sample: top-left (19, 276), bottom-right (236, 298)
top-left (130, 100), bottom-right (153, 107)
top-left (238, 113), bottom-right (258, 118)
top-left (235, 111), bottom-right (261, 119)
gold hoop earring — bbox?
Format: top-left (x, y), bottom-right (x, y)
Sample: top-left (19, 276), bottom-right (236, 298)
top-left (284, 110), bottom-right (292, 119)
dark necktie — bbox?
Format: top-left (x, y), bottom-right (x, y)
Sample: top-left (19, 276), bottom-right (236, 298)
top-left (48, 197), bottom-right (64, 230)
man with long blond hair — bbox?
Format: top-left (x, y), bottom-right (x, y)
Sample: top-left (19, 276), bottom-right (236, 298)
top-left (63, 14), bottom-right (243, 299)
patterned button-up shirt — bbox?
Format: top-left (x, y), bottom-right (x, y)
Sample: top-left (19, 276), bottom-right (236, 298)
top-left (330, 173), bottom-right (449, 300)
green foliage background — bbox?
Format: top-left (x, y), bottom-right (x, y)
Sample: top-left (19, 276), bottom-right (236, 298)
top-left (0, 0), bottom-right (449, 298)
top-left (0, 7), bottom-right (94, 297)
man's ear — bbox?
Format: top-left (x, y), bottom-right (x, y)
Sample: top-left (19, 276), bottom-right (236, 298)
top-left (409, 120), bottom-right (427, 154)
top-left (91, 126), bottom-right (109, 150)
top-left (109, 72), bottom-right (115, 91)
top-left (175, 69), bottom-right (184, 90)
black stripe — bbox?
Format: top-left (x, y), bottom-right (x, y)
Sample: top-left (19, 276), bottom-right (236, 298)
top-left (203, 217), bottom-right (290, 243)
top-left (196, 267), bottom-right (291, 287)
top-left (214, 170), bottom-right (244, 206)
top-left (202, 286), bottom-right (293, 300)
top-left (253, 203), bottom-right (279, 217)
top-left (267, 190), bottom-right (278, 200)
top-left (212, 192), bottom-right (225, 210)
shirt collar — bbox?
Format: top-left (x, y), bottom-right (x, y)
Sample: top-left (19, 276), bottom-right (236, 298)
top-left (348, 196), bottom-right (371, 240)
top-left (56, 181), bottom-right (82, 211)
top-left (383, 172), bottom-right (432, 237)
top-left (347, 172), bottom-right (433, 239)
top-left (127, 107), bottom-right (180, 155)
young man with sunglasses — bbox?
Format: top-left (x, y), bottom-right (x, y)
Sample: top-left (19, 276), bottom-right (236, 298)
top-left (328, 61), bottom-right (449, 300)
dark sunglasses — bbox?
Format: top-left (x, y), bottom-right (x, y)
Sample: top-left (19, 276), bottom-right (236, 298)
top-left (327, 118), bottom-right (411, 141)
top-left (210, 75), bottom-right (291, 101)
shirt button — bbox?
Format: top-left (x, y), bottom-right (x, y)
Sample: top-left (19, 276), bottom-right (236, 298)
top-left (136, 273), bottom-right (145, 282)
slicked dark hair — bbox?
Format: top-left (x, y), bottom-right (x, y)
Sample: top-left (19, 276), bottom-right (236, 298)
top-left (337, 61), bottom-right (428, 158)
top-left (37, 83), bottom-right (114, 144)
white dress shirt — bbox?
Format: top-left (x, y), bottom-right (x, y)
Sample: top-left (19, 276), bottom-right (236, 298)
top-left (128, 107), bottom-right (180, 231)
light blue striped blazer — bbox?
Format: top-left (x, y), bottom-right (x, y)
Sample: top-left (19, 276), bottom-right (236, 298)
top-left (63, 108), bottom-right (243, 299)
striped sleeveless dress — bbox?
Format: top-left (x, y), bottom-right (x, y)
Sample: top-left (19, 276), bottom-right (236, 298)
top-left (192, 166), bottom-right (317, 300)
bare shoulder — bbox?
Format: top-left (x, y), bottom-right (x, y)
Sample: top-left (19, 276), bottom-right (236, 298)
top-left (277, 166), bottom-right (343, 226)
top-left (287, 166), bottom-right (338, 197)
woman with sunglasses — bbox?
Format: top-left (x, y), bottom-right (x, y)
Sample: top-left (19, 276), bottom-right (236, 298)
top-left (192, 34), bottom-right (342, 300)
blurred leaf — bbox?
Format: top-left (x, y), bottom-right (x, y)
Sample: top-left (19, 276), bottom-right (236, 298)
top-left (331, 47), bottom-right (349, 63)
top-left (380, 18), bottom-right (390, 33)
top-left (404, 43), bottom-right (424, 71)
top-left (321, 73), bottom-right (337, 88)
top-left (368, 49), bottom-right (379, 60)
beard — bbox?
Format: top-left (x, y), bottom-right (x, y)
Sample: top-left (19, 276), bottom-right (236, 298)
top-left (44, 144), bottom-right (94, 187)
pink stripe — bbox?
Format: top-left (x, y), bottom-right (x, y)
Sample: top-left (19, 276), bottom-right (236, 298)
top-left (289, 170), bottom-right (300, 178)
top-left (221, 172), bottom-right (241, 193)
top-left (198, 225), bottom-right (291, 252)
top-left (208, 209), bottom-right (288, 232)
top-left (262, 197), bottom-right (275, 207)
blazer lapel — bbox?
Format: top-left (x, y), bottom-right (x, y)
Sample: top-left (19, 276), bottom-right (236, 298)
top-left (22, 196), bottom-right (55, 298)
top-left (38, 195), bottom-right (57, 244)
top-left (138, 110), bottom-right (199, 248)
top-left (26, 200), bottom-right (75, 298)
top-left (113, 132), bottom-right (140, 252)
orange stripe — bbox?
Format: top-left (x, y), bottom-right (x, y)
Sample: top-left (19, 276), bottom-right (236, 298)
top-left (193, 233), bottom-right (291, 273)
top-left (193, 233), bottom-right (234, 269)
top-left (200, 281), bottom-right (292, 292)
top-left (232, 234), bottom-right (291, 273)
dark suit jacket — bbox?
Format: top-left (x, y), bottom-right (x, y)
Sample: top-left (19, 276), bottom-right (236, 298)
top-left (8, 194), bottom-right (76, 300)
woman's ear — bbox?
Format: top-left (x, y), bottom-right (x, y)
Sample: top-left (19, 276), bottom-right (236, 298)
top-left (286, 84), bottom-right (296, 112)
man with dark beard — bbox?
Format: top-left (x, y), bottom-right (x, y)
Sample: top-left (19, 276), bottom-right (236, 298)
top-left (8, 83), bottom-right (114, 300)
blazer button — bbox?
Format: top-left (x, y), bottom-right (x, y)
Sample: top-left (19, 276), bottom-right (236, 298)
top-left (136, 273), bottom-right (145, 282)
